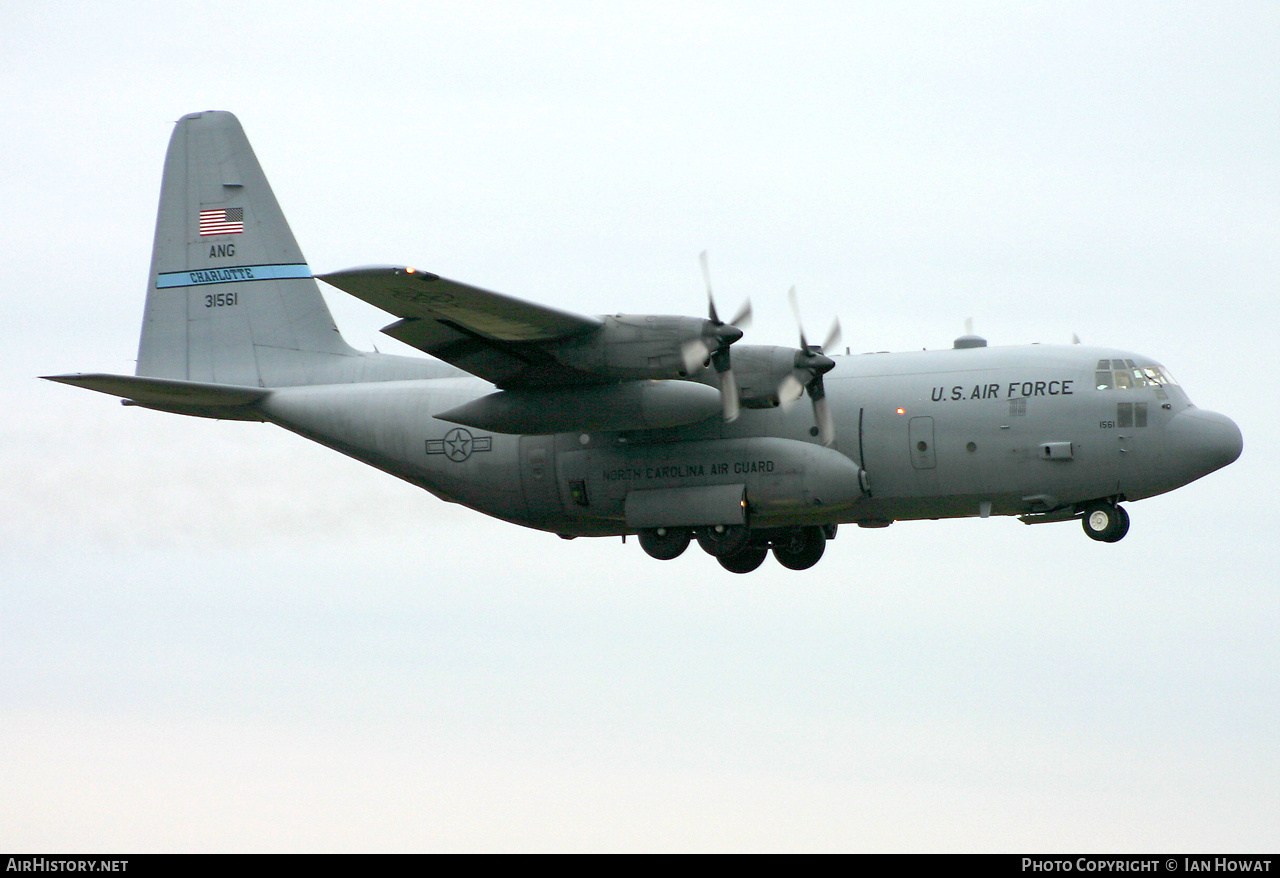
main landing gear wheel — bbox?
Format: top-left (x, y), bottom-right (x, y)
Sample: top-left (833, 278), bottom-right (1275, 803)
top-left (772, 526), bottom-right (826, 570)
top-left (1081, 502), bottom-right (1130, 543)
top-left (696, 524), bottom-right (751, 558)
top-left (718, 544), bottom-right (769, 574)
top-left (638, 527), bottom-right (692, 560)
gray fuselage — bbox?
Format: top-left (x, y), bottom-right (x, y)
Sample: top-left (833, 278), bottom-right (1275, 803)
top-left (256, 342), bottom-right (1242, 537)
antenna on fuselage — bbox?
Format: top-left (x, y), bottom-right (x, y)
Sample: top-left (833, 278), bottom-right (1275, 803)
top-left (954, 317), bottom-right (987, 349)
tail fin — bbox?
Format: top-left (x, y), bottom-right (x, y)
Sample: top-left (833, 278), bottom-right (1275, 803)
top-left (136, 111), bottom-right (357, 386)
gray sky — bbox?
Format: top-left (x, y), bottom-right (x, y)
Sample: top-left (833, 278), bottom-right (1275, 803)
top-left (2, 0), bottom-right (1277, 852)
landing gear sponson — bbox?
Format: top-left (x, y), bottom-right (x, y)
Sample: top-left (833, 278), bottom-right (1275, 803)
top-left (638, 524), bottom-right (837, 573)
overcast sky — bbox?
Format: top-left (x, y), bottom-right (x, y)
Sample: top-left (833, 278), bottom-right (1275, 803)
top-left (2, 1), bottom-right (1277, 852)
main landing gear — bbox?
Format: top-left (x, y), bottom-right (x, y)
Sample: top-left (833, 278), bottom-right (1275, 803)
top-left (770, 527), bottom-right (827, 570)
top-left (636, 526), bottom-right (692, 560)
top-left (1080, 500), bottom-right (1130, 543)
top-left (637, 524), bottom-right (834, 573)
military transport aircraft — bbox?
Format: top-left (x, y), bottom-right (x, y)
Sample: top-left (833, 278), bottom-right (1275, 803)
top-left (47, 111), bottom-right (1243, 573)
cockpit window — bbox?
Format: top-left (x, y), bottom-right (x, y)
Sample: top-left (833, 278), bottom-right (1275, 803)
top-left (1095, 359), bottom-right (1178, 391)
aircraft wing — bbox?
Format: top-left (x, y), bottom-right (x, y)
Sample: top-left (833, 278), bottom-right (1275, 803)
top-left (318, 265), bottom-right (605, 387)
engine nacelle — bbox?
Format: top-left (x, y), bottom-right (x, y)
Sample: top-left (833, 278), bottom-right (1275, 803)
top-left (725, 345), bottom-right (808, 409)
top-left (553, 315), bottom-right (719, 380)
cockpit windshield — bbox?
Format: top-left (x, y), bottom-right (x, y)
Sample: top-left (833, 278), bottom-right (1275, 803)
top-left (1094, 359), bottom-right (1179, 391)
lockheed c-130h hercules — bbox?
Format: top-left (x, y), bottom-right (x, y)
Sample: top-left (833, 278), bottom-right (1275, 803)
top-left (47, 111), bottom-right (1243, 573)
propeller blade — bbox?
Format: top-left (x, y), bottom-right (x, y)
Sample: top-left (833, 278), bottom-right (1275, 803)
top-left (695, 252), bottom-right (752, 419)
top-left (720, 368), bottom-right (740, 422)
top-left (699, 250), bottom-right (721, 325)
top-left (822, 318), bottom-right (842, 353)
top-left (681, 338), bottom-right (711, 374)
top-left (787, 286), bottom-right (811, 351)
top-left (701, 251), bottom-right (751, 330)
top-left (785, 284), bottom-right (841, 441)
top-left (777, 372), bottom-right (806, 409)
top-left (813, 394), bottom-right (835, 446)
top-left (790, 286), bottom-right (842, 351)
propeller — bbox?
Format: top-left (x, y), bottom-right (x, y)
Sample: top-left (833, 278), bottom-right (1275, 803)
top-left (781, 286), bottom-right (841, 446)
top-left (680, 251), bottom-right (752, 421)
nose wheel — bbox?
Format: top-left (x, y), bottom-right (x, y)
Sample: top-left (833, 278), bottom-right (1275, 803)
top-left (1081, 502), bottom-right (1130, 543)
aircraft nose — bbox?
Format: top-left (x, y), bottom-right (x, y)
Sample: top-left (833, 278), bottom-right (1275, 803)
top-left (1166, 408), bottom-right (1243, 479)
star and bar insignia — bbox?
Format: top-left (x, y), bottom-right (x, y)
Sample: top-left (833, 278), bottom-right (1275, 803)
top-left (426, 427), bottom-right (492, 462)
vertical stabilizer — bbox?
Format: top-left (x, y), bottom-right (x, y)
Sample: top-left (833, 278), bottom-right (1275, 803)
top-left (136, 111), bottom-right (357, 386)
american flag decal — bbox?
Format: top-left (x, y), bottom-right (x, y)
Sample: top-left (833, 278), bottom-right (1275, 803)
top-left (199, 207), bottom-right (244, 236)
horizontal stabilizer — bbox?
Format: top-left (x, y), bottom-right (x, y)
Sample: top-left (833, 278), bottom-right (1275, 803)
top-left (44, 373), bottom-right (269, 420)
